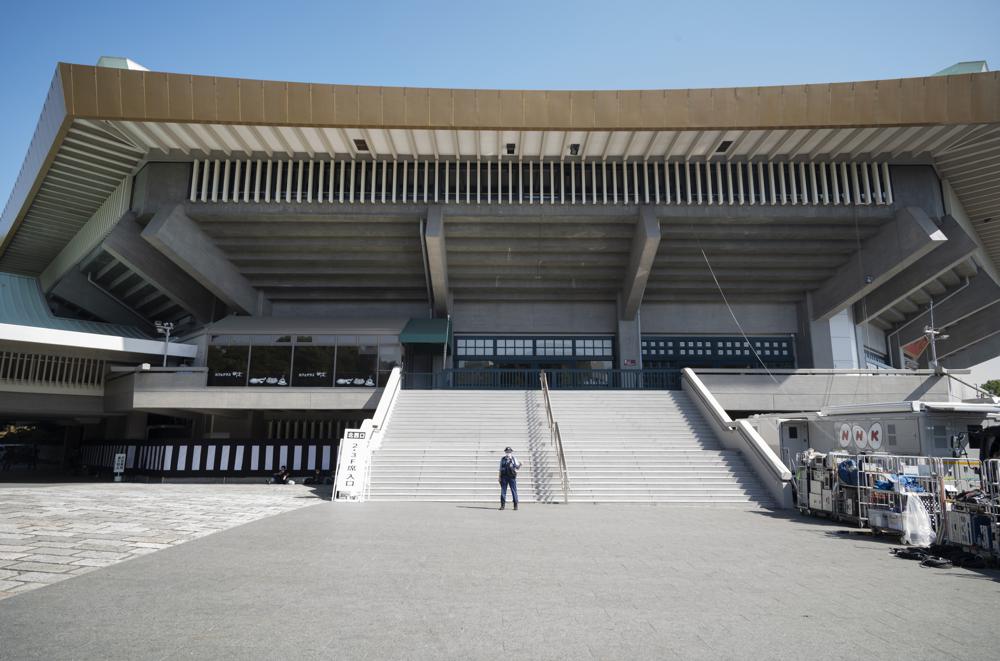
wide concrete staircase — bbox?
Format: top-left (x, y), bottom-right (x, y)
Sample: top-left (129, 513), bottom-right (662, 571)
top-left (367, 391), bottom-right (560, 502)
top-left (551, 391), bottom-right (771, 506)
top-left (367, 389), bottom-right (770, 507)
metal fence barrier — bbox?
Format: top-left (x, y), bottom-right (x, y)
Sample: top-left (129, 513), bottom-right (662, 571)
top-left (402, 368), bottom-right (681, 390)
top-left (794, 451), bottom-right (1000, 559)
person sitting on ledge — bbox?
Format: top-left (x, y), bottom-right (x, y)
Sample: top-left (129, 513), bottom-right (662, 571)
top-left (270, 466), bottom-right (294, 485)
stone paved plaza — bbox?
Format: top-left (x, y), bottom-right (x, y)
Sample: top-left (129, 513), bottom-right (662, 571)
top-left (1, 492), bottom-right (999, 660)
top-left (0, 483), bottom-right (325, 599)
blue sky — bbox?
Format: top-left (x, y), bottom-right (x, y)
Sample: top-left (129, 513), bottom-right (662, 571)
top-left (1, 0), bottom-right (999, 208)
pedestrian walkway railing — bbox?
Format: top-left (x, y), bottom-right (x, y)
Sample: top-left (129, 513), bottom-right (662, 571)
top-left (401, 368), bottom-right (681, 390)
top-left (539, 371), bottom-right (570, 504)
top-left (334, 367), bottom-right (403, 502)
top-left (680, 367), bottom-right (794, 508)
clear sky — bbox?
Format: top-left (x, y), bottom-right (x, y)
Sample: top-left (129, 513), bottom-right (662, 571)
top-left (0, 0), bottom-right (999, 377)
top-left (1, 0), bottom-right (999, 200)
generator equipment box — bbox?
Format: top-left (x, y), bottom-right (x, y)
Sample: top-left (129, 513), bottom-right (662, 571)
top-left (868, 509), bottom-right (903, 531)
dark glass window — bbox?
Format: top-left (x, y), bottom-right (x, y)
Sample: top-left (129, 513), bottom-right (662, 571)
top-left (335, 340), bottom-right (377, 387)
top-left (377, 343), bottom-right (402, 386)
top-left (249, 337), bottom-right (292, 386)
top-left (207, 345), bottom-right (249, 386)
top-left (293, 345), bottom-right (335, 387)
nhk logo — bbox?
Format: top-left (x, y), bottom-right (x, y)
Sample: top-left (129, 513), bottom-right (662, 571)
top-left (838, 422), bottom-right (883, 450)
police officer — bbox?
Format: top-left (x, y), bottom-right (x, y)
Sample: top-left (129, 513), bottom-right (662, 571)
top-left (498, 446), bottom-right (522, 510)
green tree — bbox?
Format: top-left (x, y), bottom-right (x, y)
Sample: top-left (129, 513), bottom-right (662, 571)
top-left (983, 379), bottom-right (1000, 397)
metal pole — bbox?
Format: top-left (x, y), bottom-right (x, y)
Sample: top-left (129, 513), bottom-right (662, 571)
top-left (441, 314), bottom-right (450, 372)
top-left (927, 299), bottom-right (937, 369)
top-left (162, 327), bottom-right (171, 367)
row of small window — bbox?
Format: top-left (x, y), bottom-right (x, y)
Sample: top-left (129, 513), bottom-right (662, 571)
top-left (864, 347), bottom-right (892, 369)
top-left (642, 340), bottom-right (790, 350)
top-left (645, 348), bottom-right (789, 357)
top-left (456, 337), bottom-right (613, 357)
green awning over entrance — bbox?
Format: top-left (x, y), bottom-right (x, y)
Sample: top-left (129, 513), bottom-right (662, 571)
top-left (399, 318), bottom-right (451, 344)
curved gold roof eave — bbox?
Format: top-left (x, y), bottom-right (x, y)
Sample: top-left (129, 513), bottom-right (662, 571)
top-left (59, 63), bottom-right (1000, 132)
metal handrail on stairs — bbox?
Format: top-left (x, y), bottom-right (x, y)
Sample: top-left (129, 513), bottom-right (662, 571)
top-left (539, 371), bottom-right (570, 504)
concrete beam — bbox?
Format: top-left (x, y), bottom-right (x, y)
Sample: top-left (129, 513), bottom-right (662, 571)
top-left (131, 162), bottom-right (191, 221)
top-left (854, 214), bottom-right (979, 323)
top-left (810, 206), bottom-right (946, 321)
top-left (101, 215), bottom-right (216, 324)
top-left (935, 301), bottom-right (1000, 362)
top-left (423, 205), bottom-right (451, 315)
top-left (893, 272), bottom-right (1000, 347)
top-left (143, 204), bottom-right (269, 316)
top-left (940, 332), bottom-right (1000, 369)
top-left (189, 200), bottom-right (894, 223)
top-left (50, 268), bottom-right (150, 328)
top-left (888, 165), bottom-right (944, 220)
top-left (621, 206), bottom-right (662, 321)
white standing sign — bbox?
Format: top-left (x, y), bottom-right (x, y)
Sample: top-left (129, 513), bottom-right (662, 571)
top-left (334, 422), bottom-right (373, 501)
top-left (113, 452), bottom-right (126, 482)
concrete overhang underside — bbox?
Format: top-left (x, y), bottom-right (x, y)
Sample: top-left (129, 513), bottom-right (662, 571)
top-left (0, 63), bottom-right (999, 364)
top-left (0, 390), bottom-right (106, 419)
top-left (185, 202), bottom-right (904, 307)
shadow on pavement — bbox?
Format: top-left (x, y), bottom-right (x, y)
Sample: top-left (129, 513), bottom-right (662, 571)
top-left (747, 508), bottom-right (1000, 583)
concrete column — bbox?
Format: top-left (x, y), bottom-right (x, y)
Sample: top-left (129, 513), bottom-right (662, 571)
top-left (621, 206), bottom-right (661, 321)
top-left (617, 316), bottom-right (642, 369)
top-left (806, 293), bottom-right (860, 368)
top-left (131, 163), bottom-right (191, 220)
top-left (889, 165), bottom-right (944, 219)
top-left (192, 333), bottom-right (210, 367)
top-left (795, 299), bottom-right (816, 368)
top-left (143, 204), bottom-right (270, 316)
top-left (424, 205), bottom-right (451, 316)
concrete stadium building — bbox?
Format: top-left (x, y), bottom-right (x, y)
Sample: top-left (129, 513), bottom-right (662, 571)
top-left (1, 58), bottom-right (999, 499)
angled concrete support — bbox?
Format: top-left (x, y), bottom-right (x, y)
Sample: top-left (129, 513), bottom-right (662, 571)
top-left (102, 215), bottom-right (216, 324)
top-left (934, 301), bottom-right (1000, 363)
top-left (893, 273), bottom-right (1000, 347)
top-left (50, 268), bottom-right (149, 328)
top-left (811, 206), bottom-right (946, 321)
top-left (621, 206), bottom-right (661, 321)
top-left (854, 215), bottom-right (979, 323)
top-left (423, 205), bottom-right (451, 316)
top-left (143, 204), bottom-right (269, 316)
top-left (940, 332), bottom-right (1000, 369)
